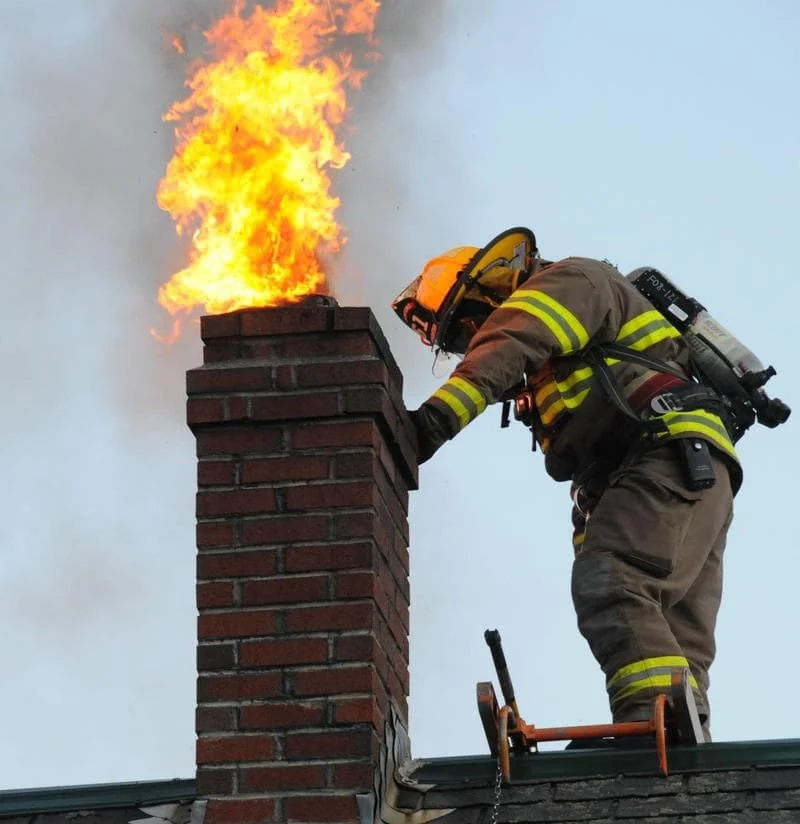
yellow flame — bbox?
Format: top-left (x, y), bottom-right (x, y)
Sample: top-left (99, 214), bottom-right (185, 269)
top-left (156, 0), bottom-right (380, 336)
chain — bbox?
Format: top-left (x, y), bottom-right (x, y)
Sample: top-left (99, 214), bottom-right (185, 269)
top-left (490, 755), bottom-right (503, 824)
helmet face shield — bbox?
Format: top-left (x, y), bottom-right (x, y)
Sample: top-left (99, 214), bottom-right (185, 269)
top-left (391, 276), bottom-right (439, 347)
top-left (391, 226), bottom-right (538, 352)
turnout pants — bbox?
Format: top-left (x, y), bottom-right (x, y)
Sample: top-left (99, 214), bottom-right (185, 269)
top-left (570, 441), bottom-right (734, 729)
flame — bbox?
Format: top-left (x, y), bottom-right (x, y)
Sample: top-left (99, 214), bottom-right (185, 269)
top-left (156, 0), bottom-right (380, 337)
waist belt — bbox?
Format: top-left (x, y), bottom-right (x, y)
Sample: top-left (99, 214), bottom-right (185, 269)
top-left (643, 384), bottom-right (726, 417)
top-left (628, 373), bottom-right (685, 413)
top-left (585, 345), bottom-right (726, 430)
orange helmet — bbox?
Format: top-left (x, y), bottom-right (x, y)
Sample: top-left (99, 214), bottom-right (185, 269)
top-left (391, 227), bottom-right (537, 353)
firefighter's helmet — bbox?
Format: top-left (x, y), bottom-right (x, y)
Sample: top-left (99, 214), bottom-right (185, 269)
top-left (391, 227), bottom-right (537, 353)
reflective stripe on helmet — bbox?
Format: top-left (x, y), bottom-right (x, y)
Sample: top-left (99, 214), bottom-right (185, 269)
top-left (502, 290), bottom-right (590, 353)
top-left (430, 376), bottom-right (488, 431)
top-left (607, 656), bottom-right (698, 708)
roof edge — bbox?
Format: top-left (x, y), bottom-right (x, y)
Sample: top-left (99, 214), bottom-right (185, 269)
top-left (409, 738), bottom-right (800, 787)
top-left (0, 778), bottom-right (196, 817)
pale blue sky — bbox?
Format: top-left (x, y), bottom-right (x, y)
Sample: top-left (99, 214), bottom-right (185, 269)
top-left (0, 0), bottom-right (797, 790)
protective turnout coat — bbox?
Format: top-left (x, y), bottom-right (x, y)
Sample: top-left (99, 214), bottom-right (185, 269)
top-left (419, 256), bottom-right (740, 487)
top-left (415, 256), bottom-right (739, 729)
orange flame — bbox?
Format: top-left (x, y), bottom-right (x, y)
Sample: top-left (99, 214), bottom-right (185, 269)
top-left (156, 0), bottom-right (380, 336)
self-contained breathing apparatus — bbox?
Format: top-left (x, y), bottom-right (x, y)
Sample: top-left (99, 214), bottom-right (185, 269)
top-left (503, 266), bottom-right (790, 465)
top-left (626, 267), bottom-right (790, 438)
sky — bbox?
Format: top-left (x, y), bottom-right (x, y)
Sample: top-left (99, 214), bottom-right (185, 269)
top-left (0, 0), bottom-right (798, 791)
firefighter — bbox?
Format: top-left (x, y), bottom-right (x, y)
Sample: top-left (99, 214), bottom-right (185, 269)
top-left (391, 227), bottom-right (741, 739)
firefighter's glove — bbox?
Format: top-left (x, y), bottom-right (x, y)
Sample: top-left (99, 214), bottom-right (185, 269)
top-left (408, 404), bottom-right (453, 465)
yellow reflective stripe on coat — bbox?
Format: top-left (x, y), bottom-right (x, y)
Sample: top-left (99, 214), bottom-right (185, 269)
top-left (658, 409), bottom-right (738, 461)
top-left (556, 365), bottom-right (594, 409)
top-left (503, 290), bottom-right (590, 353)
top-left (535, 381), bottom-right (566, 426)
top-left (431, 376), bottom-right (487, 431)
top-left (615, 310), bottom-right (681, 352)
top-left (607, 655), bottom-right (698, 707)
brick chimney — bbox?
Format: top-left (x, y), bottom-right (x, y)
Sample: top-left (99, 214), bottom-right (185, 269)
top-left (187, 302), bottom-right (418, 824)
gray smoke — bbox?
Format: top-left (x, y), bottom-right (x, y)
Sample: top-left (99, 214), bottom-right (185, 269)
top-left (0, 0), bottom-right (461, 788)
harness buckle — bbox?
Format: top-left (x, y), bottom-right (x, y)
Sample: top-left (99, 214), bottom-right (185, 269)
top-left (649, 393), bottom-right (683, 414)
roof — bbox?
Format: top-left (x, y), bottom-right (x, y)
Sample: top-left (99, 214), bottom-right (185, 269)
top-left (399, 738), bottom-right (800, 822)
top-left (2, 739), bottom-right (800, 823)
top-left (0, 779), bottom-right (198, 823)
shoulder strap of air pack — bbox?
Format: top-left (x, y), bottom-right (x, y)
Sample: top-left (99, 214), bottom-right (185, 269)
top-left (585, 341), bottom-right (728, 431)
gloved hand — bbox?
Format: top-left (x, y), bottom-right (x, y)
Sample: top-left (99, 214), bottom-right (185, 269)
top-left (408, 405), bottom-right (453, 465)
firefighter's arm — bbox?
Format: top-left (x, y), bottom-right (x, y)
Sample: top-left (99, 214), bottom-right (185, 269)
top-left (411, 261), bottom-right (613, 462)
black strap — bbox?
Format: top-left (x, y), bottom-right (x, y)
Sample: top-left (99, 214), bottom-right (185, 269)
top-left (583, 348), bottom-right (666, 432)
top-left (592, 341), bottom-right (687, 381)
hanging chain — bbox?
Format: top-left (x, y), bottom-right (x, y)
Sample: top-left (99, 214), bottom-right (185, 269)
top-left (490, 755), bottom-right (503, 824)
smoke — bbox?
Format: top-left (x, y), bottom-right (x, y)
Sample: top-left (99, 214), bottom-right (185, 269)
top-left (0, 0), bottom-right (461, 788)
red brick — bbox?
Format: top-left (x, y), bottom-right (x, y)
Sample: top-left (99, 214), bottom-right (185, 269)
top-left (332, 307), bottom-right (375, 332)
top-left (271, 331), bottom-right (375, 359)
top-left (249, 392), bottom-right (340, 421)
top-left (198, 459), bottom-right (236, 487)
top-left (293, 665), bottom-right (374, 697)
top-left (241, 455), bottom-right (329, 484)
top-left (197, 643), bottom-right (236, 671)
top-left (333, 696), bottom-right (382, 727)
top-left (285, 481), bottom-right (376, 511)
top-left (198, 673), bottom-right (283, 702)
top-left (332, 452), bottom-right (377, 478)
top-left (337, 570), bottom-right (389, 622)
top-left (396, 535), bottom-right (410, 571)
top-left (196, 705), bottom-right (236, 733)
top-left (199, 312), bottom-right (241, 340)
top-left (203, 342), bottom-right (242, 363)
top-left (284, 795), bottom-right (358, 821)
top-left (284, 542), bottom-right (373, 573)
top-left (198, 550), bottom-right (278, 579)
top-left (292, 420), bottom-right (376, 449)
top-left (240, 763), bottom-right (325, 792)
top-left (284, 728), bottom-right (377, 760)
top-left (240, 515), bottom-right (329, 546)
top-left (240, 701), bottom-right (325, 730)
top-left (331, 761), bottom-right (374, 790)
top-left (195, 426), bottom-right (283, 456)
top-left (187, 365), bottom-right (273, 394)
top-left (334, 570), bottom-right (375, 600)
top-left (388, 605), bottom-right (407, 653)
top-left (286, 602), bottom-right (375, 633)
top-left (196, 768), bottom-right (235, 795)
top-left (333, 634), bottom-right (375, 663)
top-left (197, 581), bottom-right (236, 609)
top-left (205, 798), bottom-right (275, 824)
top-left (239, 306), bottom-right (330, 336)
top-left (333, 511), bottom-right (377, 539)
top-left (198, 609), bottom-right (277, 640)
top-left (239, 638), bottom-right (328, 668)
top-left (387, 667), bottom-right (409, 717)
top-left (294, 359), bottom-right (388, 388)
top-left (197, 488), bottom-right (277, 517)
top-left (196, 521), bottom-right (235, 549)
top-left (342, 386), bottom-right (390, 418)
top-left (241, 575), bottom-right (328, 606)
top-left (197, 734), bottom-right (275, 764)
top-left (187, 397), bottom-right (226, 426)
top-left (396, 594), bottom-right (410, 633)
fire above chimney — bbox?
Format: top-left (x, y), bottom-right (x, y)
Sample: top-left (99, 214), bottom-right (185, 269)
top-left (187, 303), bottom-right (418, 823)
